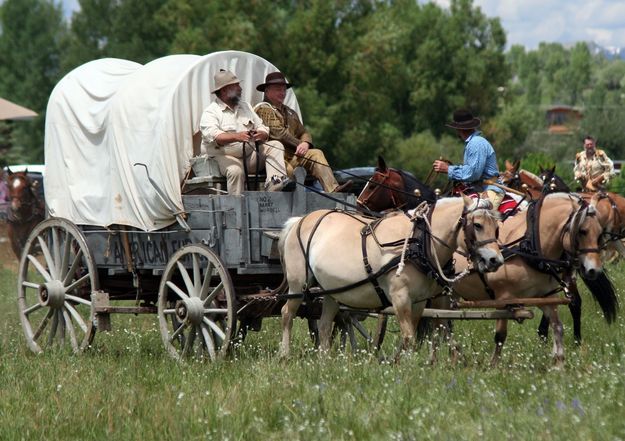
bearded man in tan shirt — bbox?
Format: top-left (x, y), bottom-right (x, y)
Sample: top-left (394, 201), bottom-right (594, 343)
top-left (254, 72), bottom-right (352, 193)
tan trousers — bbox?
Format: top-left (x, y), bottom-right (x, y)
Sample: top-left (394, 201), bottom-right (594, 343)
top-left (285, 148), bottom-right (338, 192)
top-left (211, 140), bottom-right (287, 195)
top-left (483, 190), bottom-right (504, 211)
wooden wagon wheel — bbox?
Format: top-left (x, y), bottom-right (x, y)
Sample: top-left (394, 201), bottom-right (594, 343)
top-left (17, 218), bottom-right (99, 354)
top-left (157, 244), bottom-right (236, 361)
top-left (331, 311), bottom-right (381, 352)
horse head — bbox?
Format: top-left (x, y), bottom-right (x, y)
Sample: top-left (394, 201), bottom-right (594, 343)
top-left (357, 156), bottom-right (435, 212)
top-left (538, 166), bottom-right (570, 193)
top-left (565, 193), bottom-right (603, 280)
top-left (7, 171), bottom-right (41, 220)
top-left (458, 194), bottom-right (504, 273)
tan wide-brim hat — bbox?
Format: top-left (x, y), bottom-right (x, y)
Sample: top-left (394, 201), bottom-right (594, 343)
top-left (256, 72), bottom-right (293, 92)
top-left (211, 70), bottom-right (240, 94)
top-left (445, 109), bottom-right (481, 130)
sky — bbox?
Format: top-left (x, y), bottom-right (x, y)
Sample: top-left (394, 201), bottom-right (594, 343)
top-left (58, 0), bottom-right (625, 50)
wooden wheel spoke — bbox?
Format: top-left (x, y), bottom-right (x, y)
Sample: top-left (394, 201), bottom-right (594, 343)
top-left (201, 324), bottom-right (217, 360)
top-left (23, 302), bottom-right (43, 316)
top-left (199, 262), bottom-right (214, 299)
top-left (181, 326), bottom-right (197, 357)
top-left (62, 248), bottom-right (84, 286)
top-left (52, 228), bottom-right (62, 275)
top-left (192, 254), bottom-right (201, 292)
top-left (37, 236), bottom-right (58, 279)
top-left (22, 281), bottom-right (40, 290)
top-left (64, 273), bottom-right (90, 293)
top-left (61, 310), bottom-right (78, 350)
top-left (169, 321), bottom-right (188, 343)
top-left (46, 310), bottom-right (60, 347)
top-left (65, 294), bottom-right (91, 307)
top-left (27, 254), bottom-right (52, 282)
top-left (64, 302), bottom-right (88, 333)
top-left (202, 282), bottom-right (223, 307)
top-left (352, 318), bottom-right (372, 342)
top-left (202, 317), bottom-right (226, 342)
top-left (204, 308), bottom-right (227, 315)
top-left (60, 233), bottom-right (72, 280)
top-left (32, 309), bottom-right (54, 341)
top-left (166, 281), bottom-right (190, 300)
top-left (176, 261), bottom-right (196, 298)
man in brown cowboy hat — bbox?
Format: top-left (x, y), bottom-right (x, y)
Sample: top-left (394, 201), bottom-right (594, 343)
top-left (199, 70), bottom-right (292, 194)
top-left (573, 135), bottom-right (614, 192)
top-left (254, 72), bottom-right (352, 193)
top-left (432, 109), bottom-right (503, 209)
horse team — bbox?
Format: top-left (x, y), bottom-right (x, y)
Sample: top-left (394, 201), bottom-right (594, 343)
top-left (278, 157), bottom-right (620, 366)
top-left (5, 160), bottom-right (620, 366)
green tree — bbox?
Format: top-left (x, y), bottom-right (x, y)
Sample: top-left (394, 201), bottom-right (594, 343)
top-left (0, 0), bottom-right (66, 163)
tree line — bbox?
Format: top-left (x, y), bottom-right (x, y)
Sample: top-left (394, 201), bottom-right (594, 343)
top-left (1, 0), bottom-right (625, 188)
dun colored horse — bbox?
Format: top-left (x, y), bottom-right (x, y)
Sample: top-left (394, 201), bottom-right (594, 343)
top-left (450, 193), bottom-right (604, 366)
top-left (6, 171), bottom-right (45, 258)
top-left (278, 196), bottom-right (503, 359)
top-left (499, 163), bottom-right (619, 343)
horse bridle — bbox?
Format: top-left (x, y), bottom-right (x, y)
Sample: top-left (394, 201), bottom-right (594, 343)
top-left (7, 175), bottom-right (43, 223)
top-left (357, 169), bottom-right (405, 211)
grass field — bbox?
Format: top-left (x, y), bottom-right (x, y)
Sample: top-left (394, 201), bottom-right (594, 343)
top-left (1, 254), bottom-right (625, 440)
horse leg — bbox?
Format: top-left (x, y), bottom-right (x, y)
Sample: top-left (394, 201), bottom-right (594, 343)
top-left (391, 287), bottom-right (416, 363)
top-left (279, 297), bottom-right (303, 358)
top-left (490, 318), bottom-right (508, 367)
top-left (537, 314), bottom-right (550, 342)
top-left (541, 305), bottom-right (565, 367)
top-left (318, 296), bottom-right (340, 354)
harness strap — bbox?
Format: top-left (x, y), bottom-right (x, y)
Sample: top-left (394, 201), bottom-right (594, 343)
top-left (361, 224), bottom-right (393, 308)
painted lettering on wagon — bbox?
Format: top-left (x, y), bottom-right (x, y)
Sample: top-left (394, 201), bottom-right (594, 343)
top-left (258, 195), bottom-right (280, 214)
top-left (112, 237), bottom-right (193, 266)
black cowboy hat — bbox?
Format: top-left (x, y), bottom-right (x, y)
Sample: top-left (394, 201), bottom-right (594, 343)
top-left (256, 72), bottom-right (293, 92)
top-left (445, 109), bottom-right (481, 130)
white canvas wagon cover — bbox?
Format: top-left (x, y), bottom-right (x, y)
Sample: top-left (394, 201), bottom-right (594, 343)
top-left (45, 51), bottom-right (300, 231)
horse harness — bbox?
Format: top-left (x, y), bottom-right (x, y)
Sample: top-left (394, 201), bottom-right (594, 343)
top-left (283, 205), bottom-right (492, 309)
top-left (486, 195), bottom-right (600, 299)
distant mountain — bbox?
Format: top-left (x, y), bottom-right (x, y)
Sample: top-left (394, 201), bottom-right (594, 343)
top-left (585, 42), bottom-right (625, 60)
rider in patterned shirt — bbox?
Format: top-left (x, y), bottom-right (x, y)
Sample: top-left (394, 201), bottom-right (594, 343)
top-left (573, 136), bottom-right (615, 192)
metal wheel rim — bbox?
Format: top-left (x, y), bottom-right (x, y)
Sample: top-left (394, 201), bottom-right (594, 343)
top-left (157, 244), bottom-right (236, 361)
top-left (17, 218), bottom-right (98, 354)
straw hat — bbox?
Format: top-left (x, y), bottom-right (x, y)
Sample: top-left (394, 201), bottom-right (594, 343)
top-left (211, 70), bottom-right (240, 94)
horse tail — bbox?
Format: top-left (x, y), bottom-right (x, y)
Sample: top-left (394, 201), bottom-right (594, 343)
top-left (580, 271), bottom-right (619, 323)
top-left (278, 216), bottom-right (303, 268)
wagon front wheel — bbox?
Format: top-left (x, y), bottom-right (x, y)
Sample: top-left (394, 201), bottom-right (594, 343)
top-left (17, 218), bottom-right (98, 354)
top-left (158, 244), bottom-right (236, 361)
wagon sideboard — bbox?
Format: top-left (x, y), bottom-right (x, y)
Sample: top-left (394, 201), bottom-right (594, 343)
top-left (83, 183), bottom-right (356, 275)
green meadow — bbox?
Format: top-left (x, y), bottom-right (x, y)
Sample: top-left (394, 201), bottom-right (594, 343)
top-left (0, 261), bottom-right (624, 441)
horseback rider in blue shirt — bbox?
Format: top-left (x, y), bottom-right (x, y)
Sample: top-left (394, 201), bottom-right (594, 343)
top-left (432, 109), bottom-right (504, 210)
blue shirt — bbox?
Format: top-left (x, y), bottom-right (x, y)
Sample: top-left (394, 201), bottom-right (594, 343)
top-left (447, 131), bottom-right (502, 193)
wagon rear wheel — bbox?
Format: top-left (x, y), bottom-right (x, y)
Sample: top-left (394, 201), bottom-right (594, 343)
top-left (17, 218), bottom-right (98, 354)
top-left (158, 244), bottom-right (236, 361)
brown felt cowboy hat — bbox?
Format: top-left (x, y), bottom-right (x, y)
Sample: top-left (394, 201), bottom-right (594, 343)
top-left (256, 72), bottom-right (293, 92)
top-left (211, 70), bottom-right (240, 93)
top-left (445, 109), bottom-right (481, 130)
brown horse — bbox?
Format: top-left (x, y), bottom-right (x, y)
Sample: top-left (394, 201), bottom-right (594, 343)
top-left (6, 171), bottom-right (45, 258)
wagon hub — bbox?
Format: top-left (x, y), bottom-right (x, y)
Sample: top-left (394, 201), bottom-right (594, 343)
top-left (175, 298), bottom-right (205, 325)
top-left (39, 280), bottom-right (66, 309)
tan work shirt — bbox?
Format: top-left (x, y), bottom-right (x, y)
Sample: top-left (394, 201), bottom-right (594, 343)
top-left (573, 149), bottom-right (615, 189)
top-left (199, 98), bottom-right (269, 158)
top-left (254, 102), bottom-right (313, 153)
